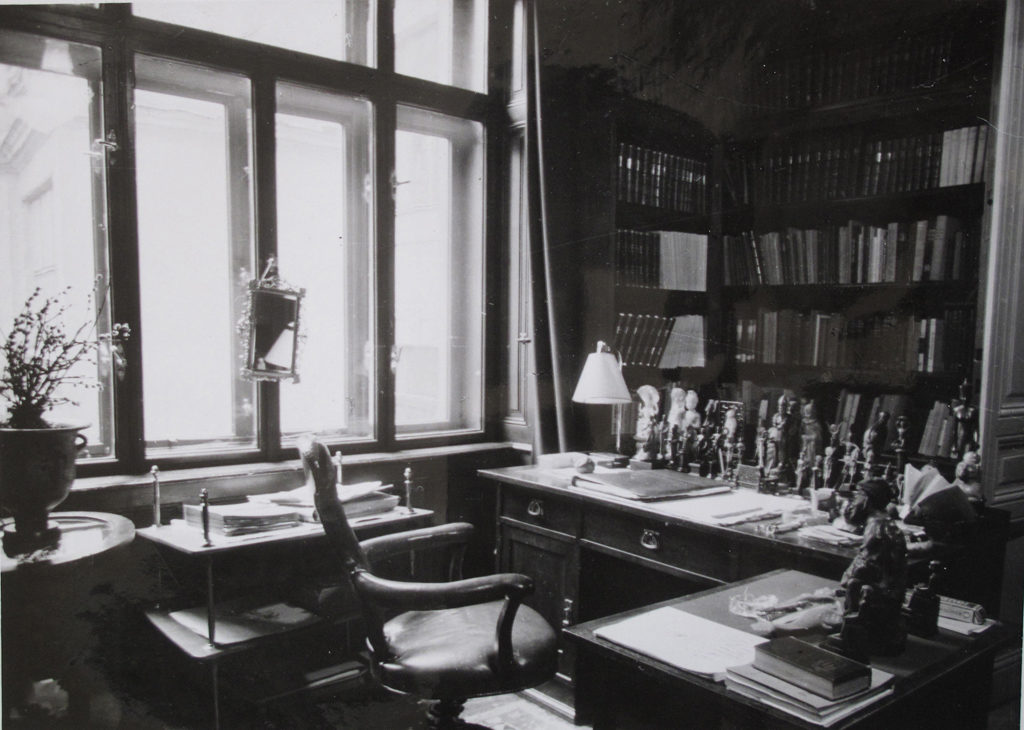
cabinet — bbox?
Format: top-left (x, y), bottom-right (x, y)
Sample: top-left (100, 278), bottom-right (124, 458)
top-left (497, 488), bottom-right (580, 682)
top-left (717, 4), bottom-right (998, 465)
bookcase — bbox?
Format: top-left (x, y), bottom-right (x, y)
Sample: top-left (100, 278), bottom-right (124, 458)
top-left (549, 76), bottom-right (722, 452)
top-left (714, 6), bottom-right (997, 466)
top-left (551, 4), bottom-right (998, 471)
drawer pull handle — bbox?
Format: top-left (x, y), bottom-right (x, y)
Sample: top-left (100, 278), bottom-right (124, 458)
top-left (640, 529), bottom-right (660, 551)
top-left (527, 499), bottom-right (544, 518)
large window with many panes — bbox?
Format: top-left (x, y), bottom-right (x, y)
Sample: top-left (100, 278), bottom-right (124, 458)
top-left (0, 1), bottom-right (491, 474)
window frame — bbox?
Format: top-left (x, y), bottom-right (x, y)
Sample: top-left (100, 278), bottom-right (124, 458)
top-left (0, 1), bottom-right (503, 477)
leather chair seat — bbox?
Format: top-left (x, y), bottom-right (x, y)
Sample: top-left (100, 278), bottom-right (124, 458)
top-left (379, 600), bottom-right (557, 698)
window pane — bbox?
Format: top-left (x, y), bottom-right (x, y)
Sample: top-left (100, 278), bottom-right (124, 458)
top-left (395, 106), bottom-right (483, 436)
top-left (134, 56), bottom-right (256, 455)
top-left (275, 82), bottom-right (374, 443)
top-left (0, 32), bottom-right (114, 459)
top-left (133, 0), bottom-right (374, 66)
top-left (395, 0), bottom-right (487, 92)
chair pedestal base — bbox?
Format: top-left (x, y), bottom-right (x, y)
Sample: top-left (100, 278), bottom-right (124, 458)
top-left (425, 698), bottom-right (488, 730)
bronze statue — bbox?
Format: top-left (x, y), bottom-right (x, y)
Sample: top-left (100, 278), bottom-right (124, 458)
top-left (829, 478), bottom-right (908, 659)
top-left (950, 380), bottom-right (978, 460)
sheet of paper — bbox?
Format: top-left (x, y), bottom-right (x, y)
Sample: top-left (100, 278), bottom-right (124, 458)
top-left (651, 490), bottom-right (806, 524)
top-left (593, 606), bottom-right (767, 680)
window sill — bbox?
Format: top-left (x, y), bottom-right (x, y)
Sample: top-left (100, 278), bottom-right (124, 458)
top-left (68, 442), bottom-right (519, 512)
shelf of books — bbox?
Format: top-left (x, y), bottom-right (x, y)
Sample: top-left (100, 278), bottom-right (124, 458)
top-left (713, 4), bottom-right (992, 471)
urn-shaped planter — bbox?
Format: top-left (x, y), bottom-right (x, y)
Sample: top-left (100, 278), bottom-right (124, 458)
top-left (0, 424), bottom-right (87, 549)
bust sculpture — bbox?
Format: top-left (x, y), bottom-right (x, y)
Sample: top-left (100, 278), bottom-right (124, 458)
top-left (634, 385), bottom-right (661, 462)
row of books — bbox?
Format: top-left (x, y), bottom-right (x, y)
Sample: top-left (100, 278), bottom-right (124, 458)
top-left (614, 229), bottom-right (708, 290)
top-left (722, 215), bottom-right (971, 286)
top-left (732, 307), bottom-right (972, 375)
top-left (747, 125), bottom-right (987, 206)
top-left (610, 312), bottom-right (706, 368)
top-left (749, 24), bottom-right (980, 111)
top-left (833, 390), bottom-right (911, 450)
top-left (616, 142), bottom-right (708, 213)
top-left (918, 400), bottom-right (960, 458)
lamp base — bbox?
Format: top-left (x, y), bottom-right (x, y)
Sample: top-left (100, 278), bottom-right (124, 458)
top-left (629, 458), bottom-right (667, 470)
top-left (589, 452), bottom-right (628, 469)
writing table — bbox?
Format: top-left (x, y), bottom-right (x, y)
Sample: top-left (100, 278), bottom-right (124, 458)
top-left (138, 507), bottom-right (432, 727)
top-left (564, 569), bottom-right (1014, 729)
top-left (478, 465), bottom-right (1006, 684)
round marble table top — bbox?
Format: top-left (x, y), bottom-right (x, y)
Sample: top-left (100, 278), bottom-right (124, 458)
top-left (1, 511), bottom-right (135, 574)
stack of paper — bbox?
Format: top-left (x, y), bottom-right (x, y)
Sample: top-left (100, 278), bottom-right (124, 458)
top-left (725, 663), bottom-right (894, 726)
top-left (797, 524), bottom-right (863, 547)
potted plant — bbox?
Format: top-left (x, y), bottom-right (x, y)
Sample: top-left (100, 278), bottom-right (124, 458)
top-left (0, 285), bottom-right (128, 552)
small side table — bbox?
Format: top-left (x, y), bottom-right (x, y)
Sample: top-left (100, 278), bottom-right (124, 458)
top-left (1, 512), bottom-right (135, 722)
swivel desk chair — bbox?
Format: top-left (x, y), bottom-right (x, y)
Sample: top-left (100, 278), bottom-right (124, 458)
top-left (300, 438), bottom-right (557, 729)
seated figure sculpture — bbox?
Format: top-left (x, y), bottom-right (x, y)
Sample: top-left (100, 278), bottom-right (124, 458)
top-left (828, 478), bottom-right (908, 659)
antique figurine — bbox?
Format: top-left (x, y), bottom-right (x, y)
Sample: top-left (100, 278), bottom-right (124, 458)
top-left (861, 410), bottom-right (890, 477)
top-left (633, 385), bottom-right (661, 462)
top-left (666, 387), bottom-right (687, 433)
top-left (823, 423), bottom-right (842, 489)
top-left (829, 478), bottom-right (908, 659)
top-left (719, 405), bottom-right (740, 480)
top-left (952, 449), bottom-right (983, 503)
top-left (950, 380), bottom-right (979, 460)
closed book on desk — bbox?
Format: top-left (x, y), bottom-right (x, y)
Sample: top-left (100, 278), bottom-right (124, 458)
top-left (571, 469), bottom-right (720, 501)
top-left (291, 493), bottom-right (401, 523)
top-left (754, 636), bottom-right (871, 700)
top-left (726, 662), bottom-right (893, 727)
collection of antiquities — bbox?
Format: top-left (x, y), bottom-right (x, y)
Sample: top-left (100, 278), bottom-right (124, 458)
top-left (629, 384), bottom-right (984, 659)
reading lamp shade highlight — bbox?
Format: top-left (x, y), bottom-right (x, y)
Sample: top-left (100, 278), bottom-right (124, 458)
top-left (572, 343), bottom-right (631, 404)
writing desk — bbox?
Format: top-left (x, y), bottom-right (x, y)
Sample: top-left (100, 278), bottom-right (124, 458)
top-left (138, 507), bottom-right (432, 727)
top-left (565, 569), bottom-right (1013, 729)
top-left (478, 465), bottom-right (1006, 682)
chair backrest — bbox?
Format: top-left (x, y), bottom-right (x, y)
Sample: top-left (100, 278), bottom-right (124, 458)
top-left (299, 437), bottom-right (390, 655)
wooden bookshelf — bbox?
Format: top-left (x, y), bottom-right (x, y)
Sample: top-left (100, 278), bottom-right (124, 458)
top-left (715, 3), bottom-right (996, 464)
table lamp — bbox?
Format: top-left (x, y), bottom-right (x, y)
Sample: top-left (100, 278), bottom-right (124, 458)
top-left (572, 341), bottom-right (632, 456)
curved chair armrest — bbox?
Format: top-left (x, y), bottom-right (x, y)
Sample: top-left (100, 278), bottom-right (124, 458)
top-left (360, 522), bottom-right (474, 566)
top-left (353, 570), bottom-right (534, 611)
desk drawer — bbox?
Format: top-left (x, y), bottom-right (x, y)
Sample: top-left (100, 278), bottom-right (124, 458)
top-left (501, 489), bottom-right (580, 537)
top-left (582, 510), bottom-right (733, 583)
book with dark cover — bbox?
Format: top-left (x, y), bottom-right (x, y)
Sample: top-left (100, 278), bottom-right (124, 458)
top-left (571, 469), bottom-right (721, 501)
top-left (753, 636), bottom-right (871, 700)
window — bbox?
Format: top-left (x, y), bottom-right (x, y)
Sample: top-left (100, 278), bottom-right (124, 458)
top-left (134, 56), bottom-right (257, 456)
top-left (394, 106), bottom-right (484, 436)
top-left (0, 32), bottom-right (114, 458)
top-left (0, 2), bottom-right (492, 473)
top-left (132, 0), bottom-right (375, 66)
top-left (394, 0), bottom-right (487, 92)
top-left (275, 82), bottom-right (375, 443)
